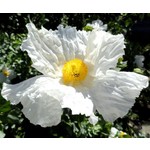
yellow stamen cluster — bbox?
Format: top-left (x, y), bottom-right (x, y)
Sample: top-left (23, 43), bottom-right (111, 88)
top-left (2, 69), bottom-right (10, 77)
top-left (62, 58), bottom-right (88, 85)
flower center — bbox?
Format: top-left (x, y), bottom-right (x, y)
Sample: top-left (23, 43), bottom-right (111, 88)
top-left (2, 69), bottom-right (10, 77)
top-left (62, 58), bottom-right (88, 85)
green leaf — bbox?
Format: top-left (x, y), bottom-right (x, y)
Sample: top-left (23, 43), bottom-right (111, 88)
top-left (133, 68), bottom-right (144, 75)
top-left (83, 25), bottom-right (93, 31)
top-left (0, 101), bottom-right (11, 113)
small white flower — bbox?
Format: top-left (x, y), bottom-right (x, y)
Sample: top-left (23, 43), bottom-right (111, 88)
top-left (134, 55), bottom-right (145, 68)
top-left (109, 127), bottom-right (119, 138)
top-left (0, 67), bottom-right (16, 83)
top-left (86, 20), bottom-right (107, 31)
top-left (1, 22), bottom-right (149, 127)
top-left (109, 127), bottom-right (127, 138)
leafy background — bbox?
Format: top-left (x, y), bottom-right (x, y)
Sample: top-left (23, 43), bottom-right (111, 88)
top-left (0, 13), bottom-right (150, 138)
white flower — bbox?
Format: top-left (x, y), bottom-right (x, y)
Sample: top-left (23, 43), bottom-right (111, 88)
top-left (109, 127), bottom-right (119, 138)
top-left (134, 55), bottom-right (145, 68)
top-left (0, 67), bottom-right (16, 83)
top-left (86, 20), bottom-right (107, 31)
top-left (1, 22), bottom-right (149, 127)
top-left (109, 127), bottom-right (127, 138)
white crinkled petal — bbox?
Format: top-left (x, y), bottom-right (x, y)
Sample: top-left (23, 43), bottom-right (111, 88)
top-left (21, 90), bottom-right (62, 127)
top-left (1, 76), bottom-right (65, 127)
top-left (21, 22), bottom-right (65, 77)
top-left (1, 75), bottom-right (94, 126)
top-left (61, 91), bottom-right (94, 117)
top-left (55, 25), bottom-right (88, 60)
top-left (89, 70), bottom-right (149, 122)
top-left (85, 30), bottom-right (125, 76)
top-left (21, 23), bottom-right (89, 77)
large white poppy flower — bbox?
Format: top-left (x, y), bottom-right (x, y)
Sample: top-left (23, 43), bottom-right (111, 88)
top-left (1, 22), bottom-right (149, 127)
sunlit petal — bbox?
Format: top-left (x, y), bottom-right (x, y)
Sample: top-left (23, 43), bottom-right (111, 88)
top-left (85, 30), bottom-right (125, 76)
top-left (89, 70), bottom-right (149, 122)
